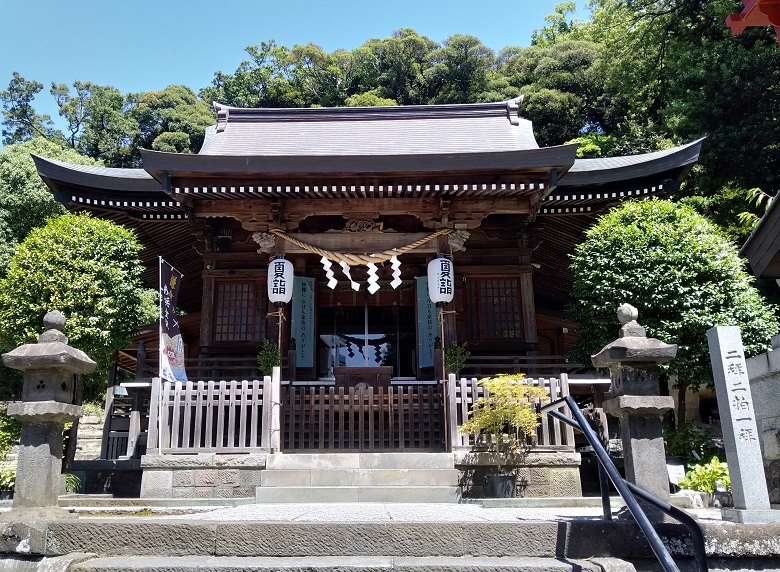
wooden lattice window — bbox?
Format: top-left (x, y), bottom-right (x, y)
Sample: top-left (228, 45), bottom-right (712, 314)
top-left (214, 281), bottom-right (267, 343)
top-left (465, 278), bottom-right (524, 340)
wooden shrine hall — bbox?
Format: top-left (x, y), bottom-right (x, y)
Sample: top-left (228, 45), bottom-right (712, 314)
top-left (33, 99), bottom-right (702, 477)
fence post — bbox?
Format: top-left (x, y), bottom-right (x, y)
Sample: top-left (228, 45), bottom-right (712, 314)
top-left (270, 366), bottom-right (282, 451)
top-left (559, 373), bottom-right (576, 446)
top-left (147, 377), bottom-right (161, 455)
top-left (261, 374), bottom-right (272, 449)
top-left (447, 373), bottom-right (459, 451)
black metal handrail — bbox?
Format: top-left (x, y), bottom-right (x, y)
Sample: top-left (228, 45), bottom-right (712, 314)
top-left (541, 396), bottom-right (707, 572)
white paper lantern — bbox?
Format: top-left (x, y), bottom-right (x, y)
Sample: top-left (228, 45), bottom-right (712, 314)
top-left (427, 256), bottom-right (454, 306)
top-left (268, 257), bottom-right (294, 305)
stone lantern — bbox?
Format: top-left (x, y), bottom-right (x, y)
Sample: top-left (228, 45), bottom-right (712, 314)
top-left (1, 310), bottom-right (96, 520)
top-left (591, 303), bottom-right (677, 506)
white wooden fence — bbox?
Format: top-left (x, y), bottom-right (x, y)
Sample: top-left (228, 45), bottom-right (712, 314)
top-left (146, 371), bottom-right (575, 454)
top-left (447, 374), bottom-right (576, 449)
top-left (147, 374), bottom-right (279, 454)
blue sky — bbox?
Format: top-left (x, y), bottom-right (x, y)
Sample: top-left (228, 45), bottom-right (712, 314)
top-left (2, 0), bottom-right (591, 130)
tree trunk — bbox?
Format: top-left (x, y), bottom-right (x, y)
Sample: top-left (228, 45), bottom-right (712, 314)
top-left (676, 378), bottom-right (689, 431)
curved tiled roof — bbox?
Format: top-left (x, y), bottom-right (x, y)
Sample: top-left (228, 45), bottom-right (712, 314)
top-left (200, 99), bottom-right (540, 157)
top-left (32, 155), bottom-right (160, 192)
top-left (559, 139), bottom-right (704, 186)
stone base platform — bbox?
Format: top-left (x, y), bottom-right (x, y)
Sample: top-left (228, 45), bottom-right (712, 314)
top-left (455, 449), bottom-right (583, 498)
top-left (140, 453), bottom-right (268, 498)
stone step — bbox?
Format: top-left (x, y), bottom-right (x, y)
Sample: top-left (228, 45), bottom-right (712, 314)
top-left (73, 556), bottom-right (605, 572)
top-left (260, 468), bottom-right (460, 487)
top-left (266, 452), bottom-right (455, 471)
top-left (255, 485), bottom-right (459, 503)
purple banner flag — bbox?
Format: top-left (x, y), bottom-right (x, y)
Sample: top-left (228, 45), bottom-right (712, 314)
top-left (159, 257), bottom-right (187, 383)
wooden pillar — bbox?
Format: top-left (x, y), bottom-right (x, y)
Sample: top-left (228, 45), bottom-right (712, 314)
top-left (519, 268), bottom-right (538, 347)
top-left (199, 274), bottom-right (215, 347)
top-left (519, 268), bottom-right (537, 344)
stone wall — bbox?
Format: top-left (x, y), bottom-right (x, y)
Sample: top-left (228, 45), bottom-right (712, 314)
top-left (454, 449), bottom-right (582, 498)
top-left (746, 336), bottom-right (780, 506)
top-left (140, 453), bottom-right (267, 498)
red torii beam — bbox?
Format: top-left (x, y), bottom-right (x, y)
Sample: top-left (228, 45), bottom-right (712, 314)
top-left (726, 0), bottom-right (780, 47)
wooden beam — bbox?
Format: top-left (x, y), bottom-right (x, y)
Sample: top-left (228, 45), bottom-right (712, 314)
top-left (192, 197), bottom-right (532, 231)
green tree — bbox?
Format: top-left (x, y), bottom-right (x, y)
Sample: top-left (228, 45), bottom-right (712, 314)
top-left (532, 2), bottom-right (586, 46)
top-left (580, 0), bottom-right (780, 238)
top-left (0, 212), bottom-right (156, 380)
top-left (498, 40), bottom-right (605, 146)
top-left (368, 29), bottom-right (439, 105)
top-left (130, 85), bottom-right (215, 165)
top-left (0, 138), bottom-right (100, 272)
top-left (52, 82), bottom-right (139, 167)
top-left (569, 199), bottom-right (777, 427)
top-left (0, 73), bottom-right (57, 145)
top-left (199, 41), bottom-right (301, 108)
top-left (425, 35), bottom-right (496, 104)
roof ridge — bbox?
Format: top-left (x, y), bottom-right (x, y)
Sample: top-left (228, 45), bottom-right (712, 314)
top-left (213, 98), bottom-right (522, 131)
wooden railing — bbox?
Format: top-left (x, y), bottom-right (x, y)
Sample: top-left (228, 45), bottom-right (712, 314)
top-left (144, 371), bottom-right (575, 455)
top-left (447, 374), bottom-right (576, 449)
top-left (282, 385), bottom-right (444, 451)
top-left (147, 377), bottom-right (277, 454)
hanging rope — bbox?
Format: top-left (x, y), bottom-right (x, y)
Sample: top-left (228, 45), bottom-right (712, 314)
top-left (269, 228), bottom-right (452, 266)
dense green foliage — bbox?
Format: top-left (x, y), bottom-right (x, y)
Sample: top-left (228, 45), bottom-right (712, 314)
top-left (662, 421), bottom-right (721, 466)
top-left (569, 200), bottom-right (777, 417)
top-left (679, 456), bottom-right (731, 493)
top-left (0, 213), bottom-right (157, 374)
top-left (0, 138), bottom-right (99, 273)
top-left (0, 407), bottom-right (20, 459)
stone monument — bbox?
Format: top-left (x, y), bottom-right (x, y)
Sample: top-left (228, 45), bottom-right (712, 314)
top-left (1, 311), bottom-right (96, 520)
top-left (592, 303), bottom-right (677, 507)
top-left (707, 325), bottom-right (780, 523)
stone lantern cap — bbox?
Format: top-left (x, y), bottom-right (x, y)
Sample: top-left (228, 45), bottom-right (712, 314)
top-left (591, 303), bottom-right (677, 368)
top-left (1, 310), bottom-right (97, 374)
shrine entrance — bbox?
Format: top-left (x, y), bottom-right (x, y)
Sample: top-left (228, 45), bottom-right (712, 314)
top-left (316, 281), bottom-right (420, 381)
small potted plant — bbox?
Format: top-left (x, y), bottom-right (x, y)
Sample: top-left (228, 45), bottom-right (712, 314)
top-left (257, 339), bottom-right (281, 378)
top-left (459, 373), bottom-right (549, 497)
top-left (444, 341), bottom-right (470, 377)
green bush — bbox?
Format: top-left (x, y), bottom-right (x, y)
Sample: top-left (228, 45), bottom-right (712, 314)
top-left (663, 421), bottom-right (721, 466)
top-left (679, 456), bottom-right (730, 494)
top-left (444, 341), bottom-right (470, 375)
top-left (0, 460), bottom-right (15, 490)
top-left (256, 339), bottom-right (281, 377)
top-left (0, 407), bottom-right (20, 459)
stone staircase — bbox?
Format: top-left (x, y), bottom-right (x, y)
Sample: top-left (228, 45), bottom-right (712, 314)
top-left (5, 514), bottom-right (768, 572)
top-left (255, 452), bottom-right (460, 503)
top-left (74, 416), bottom-right (104, 461)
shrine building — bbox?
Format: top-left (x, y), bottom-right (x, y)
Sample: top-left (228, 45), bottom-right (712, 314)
top-left (33, 98), bottom-right (702, 499)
